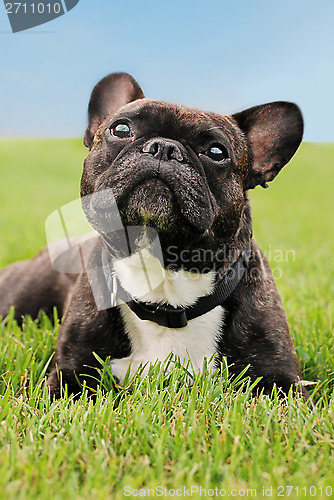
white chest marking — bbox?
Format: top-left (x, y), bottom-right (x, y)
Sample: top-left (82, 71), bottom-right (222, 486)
top-left (110, 249), bottom-right (224, 384)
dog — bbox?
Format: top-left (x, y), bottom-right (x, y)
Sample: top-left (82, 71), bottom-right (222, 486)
top-left (0, 72), bottom-right (308, 399)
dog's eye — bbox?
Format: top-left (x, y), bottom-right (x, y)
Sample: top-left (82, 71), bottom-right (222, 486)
top-left (206, 144), bottom-right (229, 162)
top-left (110, 122), bottom-right (131, 138)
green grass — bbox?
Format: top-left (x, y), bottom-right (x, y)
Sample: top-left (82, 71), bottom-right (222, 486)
top-left (0, 139), bottom-right (85, 266)
top-left (0, 139), bottom-right (334, 499)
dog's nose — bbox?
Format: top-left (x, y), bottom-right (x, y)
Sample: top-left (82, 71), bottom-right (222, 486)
top-left (142, 138), bottom-right (183, 161)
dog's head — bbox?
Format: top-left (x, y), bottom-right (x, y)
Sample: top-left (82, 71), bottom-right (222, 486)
top-left (81, 72), bottom-right (303, 269)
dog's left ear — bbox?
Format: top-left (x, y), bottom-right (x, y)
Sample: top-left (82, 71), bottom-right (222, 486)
top-left (233, 102), bottom-right (303, 189)
top-left (84, 72), bottom-right (145, 149)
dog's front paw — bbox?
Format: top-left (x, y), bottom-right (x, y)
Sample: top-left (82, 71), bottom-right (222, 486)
top-left (110, 357), bottom-right (138, 386)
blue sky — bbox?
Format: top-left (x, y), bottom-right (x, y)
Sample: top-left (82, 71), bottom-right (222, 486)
top-left (1, 0), bottom-right (333, 141)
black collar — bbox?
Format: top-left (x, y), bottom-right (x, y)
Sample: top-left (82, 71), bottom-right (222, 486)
top-left (102, 242), bottom-right (251, 329)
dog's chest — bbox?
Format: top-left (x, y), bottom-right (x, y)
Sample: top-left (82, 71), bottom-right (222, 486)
top-left (110, 250), bottom-right (224, 384)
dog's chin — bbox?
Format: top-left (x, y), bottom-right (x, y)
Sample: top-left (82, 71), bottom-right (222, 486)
top-left (120, 178), bottom-right (183, 233)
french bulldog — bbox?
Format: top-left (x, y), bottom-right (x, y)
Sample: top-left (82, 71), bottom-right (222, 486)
top-left (0, 72), bottom-right (308, 399)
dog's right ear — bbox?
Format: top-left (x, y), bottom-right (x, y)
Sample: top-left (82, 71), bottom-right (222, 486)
top-left (83, 73), bottom-right (144, 149)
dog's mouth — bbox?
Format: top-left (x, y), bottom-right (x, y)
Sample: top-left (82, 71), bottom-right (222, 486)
top-left (116, 167), bottom-right (215, 234)
top-left (120, 177), bottom-right (181, 232)
top-left (130, 176), bottom-right (175, 200)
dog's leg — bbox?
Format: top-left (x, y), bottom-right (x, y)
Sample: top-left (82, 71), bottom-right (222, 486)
top-left (218, 243), bottom-right (310, 400)
top-left (45, 267), bottom-right (131, 399)
top-left (0, 246), bottom-right (76, 324)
